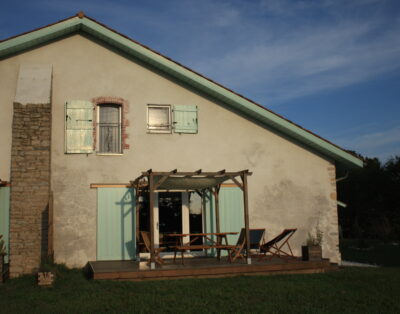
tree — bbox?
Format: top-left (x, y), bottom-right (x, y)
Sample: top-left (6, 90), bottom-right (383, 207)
top-left (337, 154), bottom-right (400, 241)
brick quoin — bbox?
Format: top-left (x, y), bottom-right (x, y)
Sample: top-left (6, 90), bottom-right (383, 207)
top-left (92, 97), bottom-right (130, 150)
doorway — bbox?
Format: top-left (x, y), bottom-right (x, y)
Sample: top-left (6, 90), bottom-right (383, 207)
top-left (138, 192), bottom-right (205, 256)
top-left (158, 192), bottom-right (182, 250)
top-left (189, 192), bottom-right (203, 247)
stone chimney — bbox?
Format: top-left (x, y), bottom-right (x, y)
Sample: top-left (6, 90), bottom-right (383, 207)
top-left (9, 64), bottom-right (52, 277)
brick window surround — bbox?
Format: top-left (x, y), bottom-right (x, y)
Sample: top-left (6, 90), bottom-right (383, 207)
top-left (92, 97), bottom-right (130, 151)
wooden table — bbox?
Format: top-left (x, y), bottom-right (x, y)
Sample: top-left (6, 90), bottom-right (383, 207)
top-left (167, 232), bottom-right (238, 264)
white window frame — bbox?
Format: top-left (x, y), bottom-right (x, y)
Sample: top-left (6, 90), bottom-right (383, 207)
top-left (96, 104), bottom-right (123, 155)
top-left (147, 104), bottom-right (172, 134)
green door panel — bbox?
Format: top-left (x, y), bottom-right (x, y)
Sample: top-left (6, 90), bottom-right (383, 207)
top-left (0, 187), bottom-right (10, 263)
top-left (97, 188), bottom-right (135, 261)
top-left (219, 187), bottom-right (244, 246)
top-left (205, 187), bottom-right (244, 256)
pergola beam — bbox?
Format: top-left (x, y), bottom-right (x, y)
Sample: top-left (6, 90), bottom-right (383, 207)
top-left (153, 169), bottom-right (177, 190)
top-left (138, 171), bottom-right (250, 177)
top-left (228, 175), bottom-right (243, 191)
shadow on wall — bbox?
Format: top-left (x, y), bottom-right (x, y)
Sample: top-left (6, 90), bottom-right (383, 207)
top-left (41, 204), bottom-right (49, 261)
top-left (116, 189), bottom-right (135, 260)
top-left (255, 179), bottom-right (329, 234)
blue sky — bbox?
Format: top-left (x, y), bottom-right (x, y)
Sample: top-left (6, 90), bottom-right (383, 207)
top-left (1, 0), bottom-right (399, 162)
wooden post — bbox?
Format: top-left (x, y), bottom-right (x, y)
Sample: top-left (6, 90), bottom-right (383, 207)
top-left (135, 188), bottom-right (140, 257)
top-left (214, 185), bottom-right (221, 260)
top-left (214, 186), bottom-right (221, 234)
top-left (242, 173), bottom-right (251, 264)
top-left (201, 191), bottom-right (208, 256)
top-left (149, 174), bottom-right (156, 269)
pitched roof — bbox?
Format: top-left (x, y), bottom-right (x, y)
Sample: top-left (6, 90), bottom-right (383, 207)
top-left (0, 12), bottom-right (363, 168)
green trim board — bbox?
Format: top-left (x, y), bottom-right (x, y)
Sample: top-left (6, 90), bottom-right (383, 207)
top-left (0, 14), bottom-right (363, 169)
top-left (97, 187), bottom-right (136, 261)
top-left (0, 187), bottom-right (10, 263)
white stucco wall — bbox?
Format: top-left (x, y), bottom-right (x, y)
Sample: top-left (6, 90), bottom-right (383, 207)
top-left (0, 34), bottom-right (340, 266)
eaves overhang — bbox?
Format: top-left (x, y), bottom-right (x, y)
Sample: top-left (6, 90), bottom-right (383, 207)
top-left (0, 14), bottom-right (363, 169)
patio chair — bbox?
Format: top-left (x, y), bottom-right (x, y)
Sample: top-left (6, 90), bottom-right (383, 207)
top-left (140, 231), bottom-right (166, 265)
top-left (230, 228), bottom-right (265, 262)
top-left (259, 228), bottom-right (297, 260)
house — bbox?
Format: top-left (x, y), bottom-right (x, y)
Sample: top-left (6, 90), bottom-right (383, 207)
top-left (0, 12), bottom-right (363, 278)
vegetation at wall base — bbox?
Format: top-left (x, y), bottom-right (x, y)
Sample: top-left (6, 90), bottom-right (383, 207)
top-left (340, 238), bottom-right (400, 267)
top-left (0, 265), bottom-right (399, 313)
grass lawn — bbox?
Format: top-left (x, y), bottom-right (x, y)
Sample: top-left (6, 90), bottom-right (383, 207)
top-left (1, 266), bottom-right (400, 313)
top-left (340, 239), bottom-right (400, 267)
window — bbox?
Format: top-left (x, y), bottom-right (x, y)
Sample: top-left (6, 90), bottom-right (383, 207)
top-left (147, 105), bottom-right (172, 133)
top-left (98, 104), bottom-right (122, 153)
top-left (147, 104), bottom-right (198, 134)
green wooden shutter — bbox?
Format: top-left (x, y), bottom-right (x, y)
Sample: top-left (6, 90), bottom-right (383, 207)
top-left (97, 188), bottom-right (136, 261)
top-left (173, 105), bottom-right (198, 133)
top-left (204, 187), bottom-right (244, 256)
top-left (65, 100), bottom-right (93, 153)
top-left (0, 187), bottom-right (10, 263)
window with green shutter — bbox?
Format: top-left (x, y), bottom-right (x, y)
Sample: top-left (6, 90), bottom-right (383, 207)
top-left (65, 100), bottom-right (94, 153)
top-left (173, 105), bottom-right (198, 134)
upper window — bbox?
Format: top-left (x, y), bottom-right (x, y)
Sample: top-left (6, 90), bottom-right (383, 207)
top-left (98, 104), bottom-right (122, 153)
top-left (147, 104), bottom-right (198, 134)
top-left (147, 105), bottom-right (172, 133)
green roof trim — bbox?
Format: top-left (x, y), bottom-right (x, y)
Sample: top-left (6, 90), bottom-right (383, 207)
top-left (0, 14), bottom-right (363, 169)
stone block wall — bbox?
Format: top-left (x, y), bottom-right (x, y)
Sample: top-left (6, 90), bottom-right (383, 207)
top-left (9, 103), bottom-right (51, 277)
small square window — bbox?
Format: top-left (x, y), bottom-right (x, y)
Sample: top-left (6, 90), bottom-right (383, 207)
top-left (147, 105), bottom-right (171, 133)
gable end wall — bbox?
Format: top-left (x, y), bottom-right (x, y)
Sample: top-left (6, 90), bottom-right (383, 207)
top-left (0, 34), bottom-right (342, 270)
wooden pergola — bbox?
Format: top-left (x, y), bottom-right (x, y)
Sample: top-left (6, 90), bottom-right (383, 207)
top-left (131, 169), bottom-right (252, 269)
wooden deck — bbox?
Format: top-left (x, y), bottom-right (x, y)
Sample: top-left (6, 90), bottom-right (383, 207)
top-left (89, 257), bottom-right (337, 281)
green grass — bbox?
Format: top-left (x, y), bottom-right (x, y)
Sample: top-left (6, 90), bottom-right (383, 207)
top-left (1, 266), bottom-right (400, 313)
top-left (340, 239), bottom-right (400, 266)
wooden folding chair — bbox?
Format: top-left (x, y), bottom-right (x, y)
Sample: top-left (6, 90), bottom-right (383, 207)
top-left (230, 228), bottom-right (265, 262)
top-left (140, 231), bottom-right (166, 265)
top-left (259, 228), bottom-right (297, 260)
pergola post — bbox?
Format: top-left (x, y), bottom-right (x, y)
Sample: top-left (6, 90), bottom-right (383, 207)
top-left (213, 185), bottom-right (221, 234)
top-left (201, 191), bottom-right (208, 256)
top-left (242, 172), bottom-right (251, 264)
top-left (149, 173), bottom-right (156, 269)
top-left (135, 187), bottom-right (140, 258)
